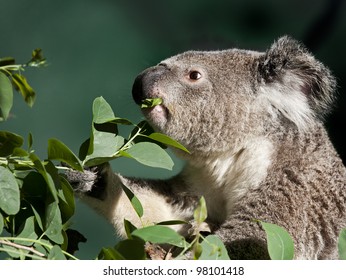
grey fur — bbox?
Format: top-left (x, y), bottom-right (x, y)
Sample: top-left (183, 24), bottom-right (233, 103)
top-left (66, 36), bottom-right (346, 259)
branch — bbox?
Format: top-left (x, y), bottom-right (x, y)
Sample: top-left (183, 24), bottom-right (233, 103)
top-left (0, 239), bottom-right (46, 258)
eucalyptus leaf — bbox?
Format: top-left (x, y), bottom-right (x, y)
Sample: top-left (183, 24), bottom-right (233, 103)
top-left (0, 71), bottom-right (13, 121)
top-left (260, 221), bottom-right (294, 260)
top-left (0, 166), bottom-right (20, 215)
top-left (92, 96), bottom-right (132, 125)
top-left (31, 205), bottom-right (44, 231)
top-left (16, 216), bottom-right (38, 246)
top-left (0, 57), bottom-right (15, 66)
top-left (147, 133), bottom-right (189, 153)
top-left (29, 153), bottom-right (58, 202)
top-left (0, 212), bottom-right (4, 234)
top-left (124, 219), bottom-right (137, 239)
top-left (193, 242), bottom-right (203, 260)
top-left (98, 247), bottom-right (125, 260)
top-left (83, 131), bottom-right (124, 167)
top-left (34, 243), bottom-right (47, 256)
top-left (83, 156), bottom-right (115, 167)
top-left (121, 184), bottom-right (143, 218)
top-left (57, 176), bottom-right (75, 223)
top-left (48, 245), bottom-right (66, 260)
top-left (199, 235), bottom-right (230, 260)
top-left (0, 131), bottom-right (24, 157)
top-left (194, 196), bottom-right (207, 224)
top-left (60, 230), bottom-right (68, 252)
top-left (140, 98), bottom-right (162, 108)
top-left (12, 147), bottom-right (29, 157)
top-left (28, 133), bottom-right (33, 151)
top-left (78, 138), bottom-right (90, 161)
top-left (11, 73), bottom-right (35, 107)
top-left (156, 220), bottom-right (188, 226)
top-left (108, 117), bottom-right (133, 125)
top-left (45, 201), bottom-right (64, 244)
top-left (338, 228), bottom-right (346, 260)
top-left (114, 239), bottom-right (146, 260)
top-left (121, 142), bottom-right (174, 170)
top-left (30, 48), bottom-right (46, 66)
top-left (92, 96), bottom-right (116, 123)
top-left (132, 225), bottom-right (187, 248)
top-left (47, 138), bottom-right (83, 171)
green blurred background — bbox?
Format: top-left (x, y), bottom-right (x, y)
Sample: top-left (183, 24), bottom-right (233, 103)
top-left (1, 0), bottom-right (345, 259)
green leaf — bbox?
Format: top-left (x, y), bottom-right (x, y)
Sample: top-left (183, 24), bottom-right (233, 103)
top-left (48, 245), bottom-right (66, 260)
top-left (11, 73), bottom-right (35, 107)
top-left (338, 228), bottom-right (346, 260)
top-left (0, 131), bottom-right (24, 157)
top-left (124, 219), bottom-right (137, 239)
top-left (30, 48), bottom-right (46, 67)
top-left (140, 98), bottom-right (163, 108)
top-left (29, 154), bottom-right (58, 202)
top-left (28, 133), bottom-right (33, 151)
top-left (146, 133), bottom-right (189, 153)
top-left (98, 247), bottom-right (125, 260)
top-left (132, 225), bottom-right (187, 248)
top-left (0, 57), bottom-right (15, 67)
top-left (92, 96), bottom-right (116, 123)
top-left (0, 213), bottom-right (4, 234)
top-left (121, 142), bottom-right (174, 170)
top-left (114, 239), bottom-right (146, 260)
top-left (194, 196), bottom-right (207, 224)
top-left (78, 138), bottom-right (90, 161)
top-left (31, 205), bottom-right (44, 231)
top-left (12, 147), bottom-right (29, 157)
top-left (199, 235), bottom-right (230, 260)
top-left (260, 221), bottom-right (294, 260)
top-left (47, 138), bottom-right (83, 171)
top-left (193, 242), bottom-right (203, 260)
top-left (45, 201), bottom-right (64, 244)
top-left (0, 71), bottom-right (13, 121)
top-left (57, 176), bottom-right (75, 223)
top-left (121, 184), bottom-right (143, 218)
top-left (0, 166), bottom-right (20, 215)
top-left (83, 131), bottom-right (124, 167)
top-left (16, 216), bottom-right (38, 246)
top-left (92, 96), bottom-right (132, 126)
top-left (156, 220), bottom-right (188, 226)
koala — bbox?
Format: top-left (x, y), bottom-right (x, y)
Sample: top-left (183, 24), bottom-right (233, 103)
top-left (66, 36), bottom-right (346, 259)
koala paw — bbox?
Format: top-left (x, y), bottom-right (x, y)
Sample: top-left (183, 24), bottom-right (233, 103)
top-left (64, 163), bottom-right (110, 199)
top-left (64, 167), bottom-right (98, 193)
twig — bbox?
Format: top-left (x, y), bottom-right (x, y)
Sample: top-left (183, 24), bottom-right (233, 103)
top-left (0, 239), bottom-right (46, 258)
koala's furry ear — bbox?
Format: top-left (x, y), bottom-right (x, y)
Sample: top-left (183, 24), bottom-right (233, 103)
top-left (257, 36), bottom-right (337, 118)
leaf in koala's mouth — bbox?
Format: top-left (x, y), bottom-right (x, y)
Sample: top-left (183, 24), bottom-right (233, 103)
top-left (140, 98), bottom-right (163, 108)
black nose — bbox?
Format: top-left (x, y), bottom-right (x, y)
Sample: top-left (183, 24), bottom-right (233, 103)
top-left (132, 74), bottom-right (145, 105)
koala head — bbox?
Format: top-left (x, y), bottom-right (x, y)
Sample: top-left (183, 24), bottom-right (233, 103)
top-left (132, 36), bottom-right (336, 155)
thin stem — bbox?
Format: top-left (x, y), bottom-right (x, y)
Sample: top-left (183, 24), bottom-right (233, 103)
top-left (0, 247), bottom-right (45, 260)
top-left (0, 237), bottom-right (79, 260)
top-left (118, 126), bottom-right (142, 153)
top-left (0, 64), bottom-right (23, 72)
top-left (0, 239), bottom-right (45, 258)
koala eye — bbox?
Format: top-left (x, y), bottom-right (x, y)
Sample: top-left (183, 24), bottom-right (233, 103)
top-left (188, 71), bottom-right (202, 81)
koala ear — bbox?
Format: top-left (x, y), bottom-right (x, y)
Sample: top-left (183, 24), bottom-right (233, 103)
top-left (257, 36), bottom-right (337, 127)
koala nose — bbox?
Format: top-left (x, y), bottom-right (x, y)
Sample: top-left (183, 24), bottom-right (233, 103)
top-left (132, 65), bottom-right (167, 105)
top-left (132, 73), bottom-right (145, 105)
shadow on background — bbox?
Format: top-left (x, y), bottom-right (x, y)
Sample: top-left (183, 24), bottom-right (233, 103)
top-left (1, 0), bottom-right (345, 259)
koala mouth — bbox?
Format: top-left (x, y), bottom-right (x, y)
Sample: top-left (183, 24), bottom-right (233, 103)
top-left (141, 104), bottom-right (169, 127)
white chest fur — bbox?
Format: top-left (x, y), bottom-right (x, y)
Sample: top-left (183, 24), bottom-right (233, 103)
top-left (183, 137), bottom-right (274, 223)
